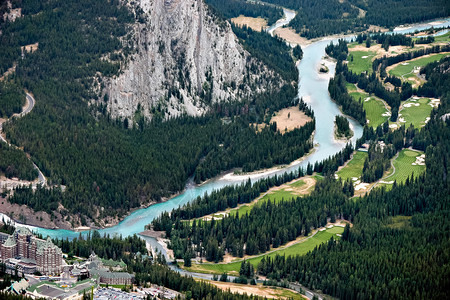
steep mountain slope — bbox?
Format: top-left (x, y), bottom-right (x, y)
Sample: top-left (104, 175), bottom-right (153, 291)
top-left (105, 0), bottom-right (271, 120)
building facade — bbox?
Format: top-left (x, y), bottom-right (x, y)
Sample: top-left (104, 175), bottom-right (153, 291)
top-left (0, 227), bottom-right (63, 275)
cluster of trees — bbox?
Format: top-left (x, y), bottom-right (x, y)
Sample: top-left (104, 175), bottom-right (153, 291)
top-left (416, 56), bottom-right (450, 98)
top-left (0, 141), bottom-right (37, 180)
top-left (205, 0), bottom-right (283, 26)
top-left (264, 0), bottom-right (448, 38)
top-left (0, 81), bottom-right (25, 118)
top-left (415, 35), bottom-right (435, 44)
top-left (328, 73), bottom-right (366, 124)
top-left (1, 0), bottom-right (310, 221)
top-left (355, 32), bottom-right (414, 50)
top-left (155, 177), bottom-right (354, 261)
top-left (335, 115), bottom-right (352, 138)
top-left (293, 45), bottom-right (303, 60)
top-left (310, 143), bottom-right (356, 176)
top-left (373, 44), bottom-right (450, 71)
top-left (231, 24), bottom-right (299, 81)
top-left (194, 119), bottom-right (314, 182)
top-left (52, 232), bottom-right (146, 261)
top-left (325, 39), bottom-right (349, 61)
top-left (353, 0), bottom-right (449, 29)
top-left (152, 169), bottom-right (307, 225)
top-left (361, 142), bottom-right (394, 182)
top-left (384, 75), bottom-right (402, 87)
top-left (289, 0), bottom-right (365, 39)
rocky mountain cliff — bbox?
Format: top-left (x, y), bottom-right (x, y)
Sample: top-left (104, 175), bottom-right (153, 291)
top-left (104, 0), bottom-right (274, 121)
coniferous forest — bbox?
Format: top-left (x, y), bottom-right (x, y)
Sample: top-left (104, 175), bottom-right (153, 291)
top-left (0, 0), bottom-right (309, 222)
top-left (151, 55), bottom-right (450, 299)
top-left (258, 0), bottom-right (449, 38)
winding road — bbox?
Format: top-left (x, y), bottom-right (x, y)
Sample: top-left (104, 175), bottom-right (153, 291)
top-left (0, 92), bottom-right (47, 187)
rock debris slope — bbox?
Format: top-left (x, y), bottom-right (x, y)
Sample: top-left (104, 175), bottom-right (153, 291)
top-left (105, 0), bottom-right (274, 121)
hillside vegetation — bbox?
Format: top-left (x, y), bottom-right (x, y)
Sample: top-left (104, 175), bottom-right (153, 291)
top-left (0, 0), bottom-right (310, 225)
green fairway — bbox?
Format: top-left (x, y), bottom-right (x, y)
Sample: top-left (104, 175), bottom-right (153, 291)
top-left (336, 151), bottom-right (368, 181)
top-left (229, 188), bottom-right (297, 218)
top-left (346, 82), bottom-right (357, 92)
top-left (183, 226), bottom-right (344, 275)
top-left (433, 31), bottom-right (450, 43)
top-left (389, 53), bottom-right (449, 80)
top-left (399, 98), bottom-right (434, 128)
top-left (348, 88), bottom-right (389, 128)
top-left (363, 97), bottom-right (390, 127)
top-left (379, 149), bottom-right (426, 189)
top-left (289, 179), bottom-right (306, 188)
top-left (347, 50), bottom-right (376, 74)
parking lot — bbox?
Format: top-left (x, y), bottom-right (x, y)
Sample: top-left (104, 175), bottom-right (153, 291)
top-left (94, 288), bottom-right (143, 300)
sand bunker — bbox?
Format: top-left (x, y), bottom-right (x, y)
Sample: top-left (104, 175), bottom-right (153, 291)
top-left (379, 180), bottom-right (394, 184)
top-left (412, 154), bottom-right (425, 166)
top-left (403, 103), bottom-right (420, 108)
top-left (355, 182), bottom-right (370, 191)
top-left (429, 99), bottom-right (440, 108)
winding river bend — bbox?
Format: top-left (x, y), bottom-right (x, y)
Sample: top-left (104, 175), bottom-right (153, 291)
top-left (26, 14), bottom-right (450, 241)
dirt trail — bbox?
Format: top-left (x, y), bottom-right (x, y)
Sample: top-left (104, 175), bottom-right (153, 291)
top-left (209, 281), bottom-right (306, 299)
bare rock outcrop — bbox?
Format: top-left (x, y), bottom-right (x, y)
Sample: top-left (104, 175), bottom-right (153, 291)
top-left (104, 0), bottom-right (272, 121)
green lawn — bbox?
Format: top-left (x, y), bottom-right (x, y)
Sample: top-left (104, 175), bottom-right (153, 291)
top-left (289, 179), bottom-right (306, 188)
top-left (347, 50), bottom-right (376, 74)
top-left (346, 82), bottom-right (357, 92)
top-left (230, 188), bottom-right (296, 218)
top-left (433, 31), bottom-right (450, 43)
top-left (336, 151), bottom-right (368, 181)
top-left (348, 87), bottom-right (389, 128)
top-left (183, 227), bottom-right (344, 275)
top-left (399, 98), bottom-right (433, 128)
top-left (380, 149), bottom-right (426, 188)
top-left (389, 53), bottom-right (449, 80)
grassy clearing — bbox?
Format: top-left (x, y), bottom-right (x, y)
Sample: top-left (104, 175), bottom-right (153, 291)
top-left (399, 98), bottom-right (433, 128)
top-left (289, 179), bottom-right (306, 188)
top-left (229, 188), bottom-right (297, 218)
top-left (348, 87), bottom-right (389, 127)
top-left (346, 82), bottom-right (357, 92)
top-left (347, 50), bottom-right (376, 74)
top-left (379, 149), bottom-right (425, 190)
top-left (389, 53), bottom-right (449, 79)
top-left (183, 227), bottom-right (344, 275)
top-left (433, 31), bottom-right (450, 43)
top-left (336, 151), bottom-right (368, 181)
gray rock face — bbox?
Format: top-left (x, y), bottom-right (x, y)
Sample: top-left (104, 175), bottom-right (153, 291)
top-left (105, 0), bottom-right (271, 121)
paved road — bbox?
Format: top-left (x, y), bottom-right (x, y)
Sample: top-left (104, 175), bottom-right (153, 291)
top-left (0, 92), bottom-right (46, 187)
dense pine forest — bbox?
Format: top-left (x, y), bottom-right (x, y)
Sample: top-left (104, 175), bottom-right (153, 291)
top-left (0, 0), bottom-right (311, 223)
top-left (258, 0), bottom-right (449, 38)
top-left (0, 81), bottom-right (24, 118)
top-left (151, 53), bottom-right (450, 299)
top-left (205, 0), bottom-right (283, 26)
top-left (0, 141), bottom-right (37, 180)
